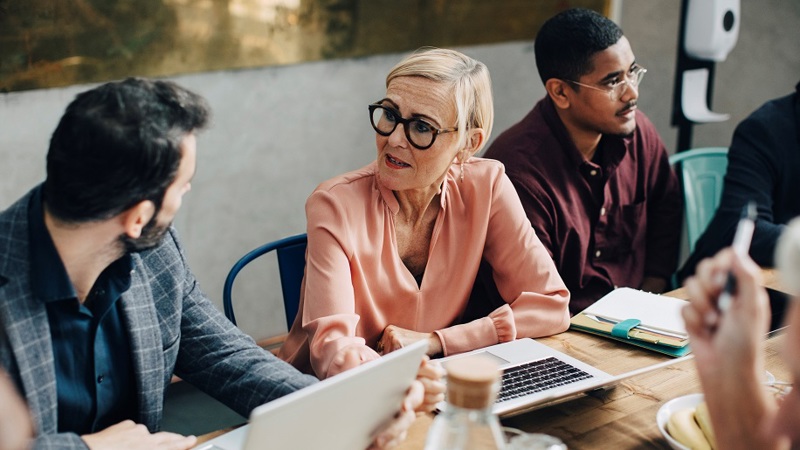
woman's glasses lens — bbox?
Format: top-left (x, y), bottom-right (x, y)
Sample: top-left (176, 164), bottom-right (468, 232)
top-left (369, 105), bottom-right (435, 149)
top-left (370, 105), bottom-right (396, 135)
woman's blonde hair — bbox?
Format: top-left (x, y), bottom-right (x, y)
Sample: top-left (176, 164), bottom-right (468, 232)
top-left (386, 47), bottom-right (494, 155)
top-left (776, 217), bottom-right (800, 295)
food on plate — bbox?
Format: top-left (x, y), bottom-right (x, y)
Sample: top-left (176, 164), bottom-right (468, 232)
top-left (666, 406), bottom-right (712, 450)
top-left (693, 401), bottom-right (716, 449)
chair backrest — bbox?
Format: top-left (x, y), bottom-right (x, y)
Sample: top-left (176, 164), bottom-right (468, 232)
top-left (223, 234), bottom-right (308, 330)
top-left (669, 147), bottom-right (729, 252)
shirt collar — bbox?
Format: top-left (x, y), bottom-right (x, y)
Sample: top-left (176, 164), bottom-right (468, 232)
top-left (27, 186), bottom-right (133, 303)
top-left (28, 186), bottom-right (76, 303)
top-left (540, 95), bottom-right (630, 171)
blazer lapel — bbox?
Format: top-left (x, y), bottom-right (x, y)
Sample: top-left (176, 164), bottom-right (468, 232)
top-left (0, 277), bottom-right (59, 434)
top-left (0, 191), bottom-right (60, 434)
top-left (120, 263), bottom-right (166, 432)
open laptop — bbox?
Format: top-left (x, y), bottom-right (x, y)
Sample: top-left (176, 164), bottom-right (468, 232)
top-left (195, 340), bottom-right (427, 450)
top-left (440, 337), bottom-right (692, 418)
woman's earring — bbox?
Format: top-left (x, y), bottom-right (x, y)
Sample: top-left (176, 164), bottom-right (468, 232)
top-left (459, 150), bottom-right (470, 182)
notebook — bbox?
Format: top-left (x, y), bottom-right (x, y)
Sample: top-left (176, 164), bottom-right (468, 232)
top-left (194, 340), bottom-right (427, 450)
top-left (570, 288), bottom-right (692, 357)
top-left (439, 337), bottom-right (692, 418)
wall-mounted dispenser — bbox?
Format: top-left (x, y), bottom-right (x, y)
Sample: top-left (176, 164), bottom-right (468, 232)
top-left (684, 0), bottom-right (740, 62)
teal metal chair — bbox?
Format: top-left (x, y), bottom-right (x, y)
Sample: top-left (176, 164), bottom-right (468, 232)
top-left (669, 147), bottom-right (729, 252)
top-left (223, 233), bottom-right (307, 330)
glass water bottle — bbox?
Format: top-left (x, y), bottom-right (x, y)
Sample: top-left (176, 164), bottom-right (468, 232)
top-left (424, 356), bottom-right (506, 450)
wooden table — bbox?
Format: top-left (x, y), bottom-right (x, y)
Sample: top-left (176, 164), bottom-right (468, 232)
top-left (394, 269), bottom-right (790, 449)
top-left (394, 332), bottom-right (789, 449)
top-left (199, 269), bottom-right (790, 449)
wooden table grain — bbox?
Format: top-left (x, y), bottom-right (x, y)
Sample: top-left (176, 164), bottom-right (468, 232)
top-left (394, 269), bottom-right (790, 449)
top-left (199, 269), bottom-right (790, 449)
top-left (395, 333), bottom-right (789, 449)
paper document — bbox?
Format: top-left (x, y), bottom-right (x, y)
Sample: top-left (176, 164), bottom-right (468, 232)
top-left (581, 287), bottom-right (688, 336)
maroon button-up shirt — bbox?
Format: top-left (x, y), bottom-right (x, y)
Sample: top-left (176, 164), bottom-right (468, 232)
top-left (484, 96), bottom-right (682, 314)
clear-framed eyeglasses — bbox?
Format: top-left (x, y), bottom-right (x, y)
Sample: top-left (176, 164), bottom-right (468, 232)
top-left (368, 103), bottom-right (457, 150)
top-left (566, 65), bottom-right (647, 101)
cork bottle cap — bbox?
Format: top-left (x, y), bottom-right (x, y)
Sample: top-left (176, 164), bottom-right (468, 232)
top-left (444, 355), bottom-right (501, 409)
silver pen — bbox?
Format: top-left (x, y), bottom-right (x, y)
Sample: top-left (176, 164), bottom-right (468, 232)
top-left (717, 201), bottom-right (757, 312)
top-left (584, 314), bottom-right (688, 340)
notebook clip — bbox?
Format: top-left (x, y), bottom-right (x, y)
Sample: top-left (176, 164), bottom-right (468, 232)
top-left (611, 319), bottom-right (641, 339)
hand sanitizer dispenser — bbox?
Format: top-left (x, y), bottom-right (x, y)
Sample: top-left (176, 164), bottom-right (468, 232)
top-left (684, 0), bottom-right (740, 62)
top-left (680, 0), bottom-right (740, 123)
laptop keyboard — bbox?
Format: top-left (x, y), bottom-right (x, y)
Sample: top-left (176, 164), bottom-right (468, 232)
top-left (497, 357), bottom-right (593, 403)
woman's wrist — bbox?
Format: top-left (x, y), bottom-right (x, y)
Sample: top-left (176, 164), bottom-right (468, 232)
top-left (427, 333), bottom-right (443, 357)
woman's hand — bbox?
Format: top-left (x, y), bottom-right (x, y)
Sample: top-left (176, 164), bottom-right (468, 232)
top-left (377, 325), bottom-right (443, 356)
top-left (415, 356), bottom-right (446, 413)
top-left (368, 380), bottom-right (424, 449)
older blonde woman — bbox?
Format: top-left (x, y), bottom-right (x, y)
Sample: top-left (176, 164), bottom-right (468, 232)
top-left (279, 47), bottom-right (570, 379)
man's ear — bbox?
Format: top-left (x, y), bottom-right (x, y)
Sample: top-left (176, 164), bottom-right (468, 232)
top-left (120, 200), bottom-right (156, 239)
top-left (545, 79), bottom-right (572, 110)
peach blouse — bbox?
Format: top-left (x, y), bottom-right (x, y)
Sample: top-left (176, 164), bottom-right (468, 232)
top-left (278, 158), bottom-right (570, 378)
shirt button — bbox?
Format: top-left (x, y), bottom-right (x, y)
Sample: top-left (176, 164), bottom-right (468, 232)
top-left (590, 169), bottom-right (598, 176)
top-left (595, 250), bottom-right (602, 258)
top-left (97, 375), bottom-right (105, 384)
top-left (600, 207), bottom-right (606, 216)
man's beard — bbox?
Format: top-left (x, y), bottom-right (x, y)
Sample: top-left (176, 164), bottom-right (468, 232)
top-left (119, 216), bottom-right (170, 253)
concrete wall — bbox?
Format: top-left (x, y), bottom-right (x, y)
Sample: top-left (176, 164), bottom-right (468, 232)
top-left (1, 0), bottom-right (798, 340)
top-left (623, 0), bottom-right (800, 152)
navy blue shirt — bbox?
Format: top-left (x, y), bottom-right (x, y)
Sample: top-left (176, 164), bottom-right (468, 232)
top-left (28, 187), bottom-right (136, 434)
top-left (677, 86), bottom-right (800, 282)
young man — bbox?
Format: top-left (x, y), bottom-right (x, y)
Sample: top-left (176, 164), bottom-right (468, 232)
top-left (677, 81), bottom-right (800, 283)
top-left (484, 8), bottom-right (682, 314)
top-left (0, 78), bottom-right (430, 449)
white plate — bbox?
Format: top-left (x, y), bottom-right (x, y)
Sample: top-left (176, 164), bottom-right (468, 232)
top-left (658, 372), bottom-right (776, 449)
top-left (656, 393), bottom-right (704, 450)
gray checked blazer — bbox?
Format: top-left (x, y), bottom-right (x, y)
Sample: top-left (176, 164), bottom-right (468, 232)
top-left (0, 188), bottom-right (317, 449)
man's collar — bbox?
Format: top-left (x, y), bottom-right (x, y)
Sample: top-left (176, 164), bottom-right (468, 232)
top-left (540, 95), bottom-right (630, 170)
top-left (540, 96), bottom-right (593, 168)
top-left (28, 186), bottom-right (77, 302)
top-left (28, 189), bottom-right (135, 304)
